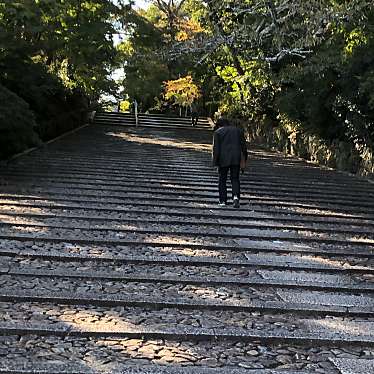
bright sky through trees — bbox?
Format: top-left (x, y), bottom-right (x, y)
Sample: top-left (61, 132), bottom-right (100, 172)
top-left (134, 0), bottom-right (149, 9)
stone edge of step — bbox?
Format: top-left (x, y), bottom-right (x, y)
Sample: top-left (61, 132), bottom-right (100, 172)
top-left (1, 291), bottom-right (373, 317)
top-left (328, 357), bottom-right (374, 374)
top-left (0, 361), bottom-right (313, 374)
top-left (2, 247), bottom-right (373, 274)
top-left (0, 322), bottom-right (373, 347)
top-left (1, 235), bottom-right (373, 259)
top-left (2, 266), bottom-right (373, 293)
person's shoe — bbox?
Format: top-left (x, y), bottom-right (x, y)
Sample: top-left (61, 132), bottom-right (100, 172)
top-left (233, 197), bottom-right (240, 208)
top-left (218, 202), bottom-right (226, 207)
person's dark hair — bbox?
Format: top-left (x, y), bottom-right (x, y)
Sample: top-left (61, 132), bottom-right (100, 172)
top-left (216, 117), bottom-right (230, 128)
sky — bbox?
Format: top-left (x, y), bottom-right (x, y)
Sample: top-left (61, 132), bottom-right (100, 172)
top-left (134, 0), bottom-right (149, 9)
top-left (112, 0), bottom-right (149, 10)
top-left (113, 0), bottom-right (149, 45)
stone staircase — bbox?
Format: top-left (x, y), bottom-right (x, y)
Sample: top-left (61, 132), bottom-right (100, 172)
top-left (94, 111), bottom-right (212, 129)
top-left (0, 117), bottom-right (373, 374)
top-left (94, 112), bottom-right (136, 127)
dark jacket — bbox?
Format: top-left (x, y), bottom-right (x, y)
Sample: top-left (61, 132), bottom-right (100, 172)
top-left (212, 125), bottom-right (248, 167)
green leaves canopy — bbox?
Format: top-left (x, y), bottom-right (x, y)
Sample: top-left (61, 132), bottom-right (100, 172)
top-left (0, 0), bottom-right (128, 158)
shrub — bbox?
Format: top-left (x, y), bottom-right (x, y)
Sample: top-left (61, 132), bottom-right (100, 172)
top-left (0, 84), bottom-right (41, 159)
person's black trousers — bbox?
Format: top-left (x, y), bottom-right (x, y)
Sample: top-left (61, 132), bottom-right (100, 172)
top-left (218, 165), bottom-right (240, 203)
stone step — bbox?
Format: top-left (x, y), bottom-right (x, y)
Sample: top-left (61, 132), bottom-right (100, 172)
top-left (1, 209), bottom-right (374, 234)
top-left (0, 311), bottom-right (373, 346)
top-left (93, 118), bottom-right (135, 122)
top-left (94, 119), bottom-right (212, 130)
top-left (2, 162), bottom-right (373, 198)
top-left (1, 210), bottom-right (373, 236)
top-left (0, 361), bottom-right (315, 374)
top-left (2, 242), bottom-right (372, 274)
top-left (5, 146), bottom-right (371, 177)
top-left (1, 266), bottom-right (373, 313)
top-left (95, 112), bottom-right (211, 123)
top-left (0, 289), bottom-right (367, 319)
top-left (2, 172), bottom-right (373, 205)
top-left (3, 177), bottom-right (372, 207)
top-left (3, 160), bottom-right (372, 192)
top-left (1, 221), bottom-right (374, 249)
top-left (4, 159), bottom-right (373, 186)
top-left (2, 191), bottom-right (374, 219)
top-left (138, 118), bottom-right (211, 125)
top-left (139, 114), bottom-right (210, 121)
top-left (329, 358), bottom-right (374, 374)
top-left (96, 122), bottom-right (212, 130)
top-left (2, 180), bottom-right (373, 208)
top-left (2, 171), bottom-right (372, 201)
top-left (0, 335), bottom-right (350, 373)
top-left (94, 120), bottom-right (136, 125)
top-left (1, 215), bottom-right (373, 243)
top-left (2, 199), bottom-right (374, 226)
top-left (1, 231), bottom-right (373, 258)
top-left (1, 256), bottom-right (372, 292)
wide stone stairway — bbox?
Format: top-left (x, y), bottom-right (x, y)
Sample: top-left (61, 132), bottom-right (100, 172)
top-left (0, 115), bottom-right (373, 373)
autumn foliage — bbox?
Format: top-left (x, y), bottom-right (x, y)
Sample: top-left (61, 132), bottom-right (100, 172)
top-left (163, 76), bottom-right (201, 108)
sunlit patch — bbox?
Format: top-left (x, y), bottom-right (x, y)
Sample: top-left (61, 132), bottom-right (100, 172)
top-left (306, 319), bottom-right (374, 338)
top-left (292, 255), bottom-right (365, 270)
top-left (192, 202), bottom-right (215, 208)
top-left (348, 237), bottom-right (374, 244)
top-left (0, 215), bottom-right (46, 226)
top-left (275, 205), bottom-right (369, 218)
top-left (114, 224), bottom-right (140, 231)
top-left (4, 225), bottom-right (49, 234)
top-left (106, 132), bottom-right (211, 152)
top-left (0, 197), bottom-right (71, 209)
top-left (159, 183), bottom-right (202, 189)
top-left (143, 234), bottom-right (224, 247)
top-left (64, 315), bottom-right (139, 333)
top-left (0, 206), bottom-right (46, 214)
top-left (158, 247), bottom-right (223, 258)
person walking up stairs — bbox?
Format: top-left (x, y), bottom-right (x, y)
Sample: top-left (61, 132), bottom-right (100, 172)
top-left (212, 118), bottom-right (248, 208)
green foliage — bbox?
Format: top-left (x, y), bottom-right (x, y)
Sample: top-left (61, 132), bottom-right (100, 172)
top-left (0, 0), bottom-right (127, 159)
top-left (117, 7), bottom-right (169, 112)
top-left (123, 53), bottom-right (170, 111)
top-left (189, 0), bottom-right (374, 169)
top-left (0, 0), bottom-right (120, 98)
top-left (0, 84), bottom-right (40, 159)
top-left (275, 13), bottom-right (374, 151)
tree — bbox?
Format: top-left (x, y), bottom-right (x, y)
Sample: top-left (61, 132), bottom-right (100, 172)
top-left (152, 0), bottom-right (189, 41)
top-left (0, 0), bottom-right (130, 158)
top-left (117, 7), bottom-right (169, 111)
top-left (164, 75), bottom-right (201, 114)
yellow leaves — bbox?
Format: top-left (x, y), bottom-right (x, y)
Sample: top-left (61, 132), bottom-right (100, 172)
top-left (175, 19), bottom-right (204, 41)
top-left (345, 28), bottom-right (368, 55)
top-left (164, 75), bottom-right (201, 107)
top-left (81, 1), bottom-right (102, 13)
top-left (117, 41), bottom-right (134, 57)
top-left (176, 30), bottom-right (189, 42)
top-left (67, 8), bottom-right (77, 18)
top-left (119, 100), bottom-right (131, 112)
top-left (216, 66), bottom-right (239, 80)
